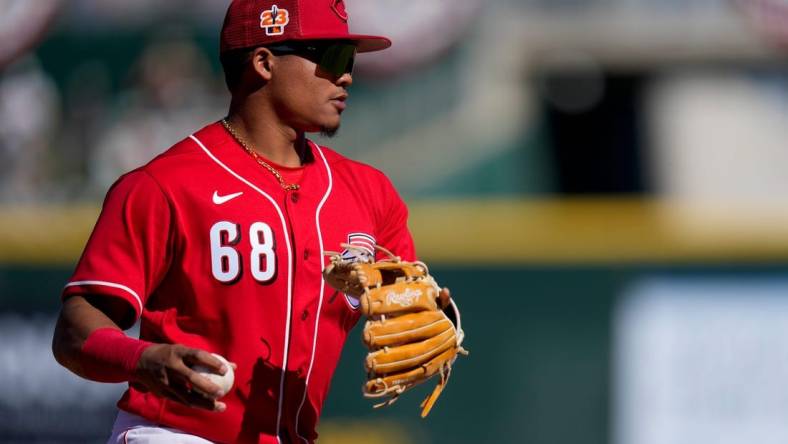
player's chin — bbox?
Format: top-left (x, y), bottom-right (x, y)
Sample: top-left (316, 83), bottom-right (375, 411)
top-left (320, 125), bottom-right (340, 138)
top-left (317, 115), bottom-right (342, 137)
top-left (301, 108), bottom-right (342, 135)
top-left (302, 120), bottom-right (340, 137)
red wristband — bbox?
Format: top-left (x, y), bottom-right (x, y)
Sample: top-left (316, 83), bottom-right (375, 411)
top-left (80, 328), bottom-right (152, 383)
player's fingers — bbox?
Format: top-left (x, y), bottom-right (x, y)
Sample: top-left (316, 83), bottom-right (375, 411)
top-left (134, 359), bottom-right (171, 391)
top-left (183, 387), bottom-right (226, 412)
top-left (182, 348), bottom-right (227, 375)
top-left (438, 287), bottom-right (451, 309)
top-left (181, 386), bottom-right (217, 410)
top-left (165, 370), bottom-right (224, 412)
top-left (155, 380), bottom-right (193, 406)
top-left (156, 365), bottom-right (171, 387)
top-left (172, 360), bottom-right (224, 398)
top-left (165, 387), bottom-right (191, 406)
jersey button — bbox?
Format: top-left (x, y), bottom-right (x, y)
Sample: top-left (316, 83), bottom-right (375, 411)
top-left (301, 309), bottom-right (309, 320)
top-left (290, 192), bottom-right (300, 203)
top-left (303, 250), bottom-right (310, 260)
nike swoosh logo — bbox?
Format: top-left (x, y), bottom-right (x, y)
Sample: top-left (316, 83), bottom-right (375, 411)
top-left (213, 191), bottom-right (244, 205)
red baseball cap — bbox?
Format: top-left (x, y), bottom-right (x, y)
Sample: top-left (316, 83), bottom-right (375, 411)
top-left (220, 0), bottom-right (392, 54)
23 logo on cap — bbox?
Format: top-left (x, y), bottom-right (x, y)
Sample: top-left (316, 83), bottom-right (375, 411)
top-left (260, 5), bottom-right (289, 36)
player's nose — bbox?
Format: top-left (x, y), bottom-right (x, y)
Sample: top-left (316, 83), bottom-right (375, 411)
top-left (336, 72), bottom-right (352, 87)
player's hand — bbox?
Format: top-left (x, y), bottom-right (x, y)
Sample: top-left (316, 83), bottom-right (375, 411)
top-left (133, 344), bottom-right (235, 412)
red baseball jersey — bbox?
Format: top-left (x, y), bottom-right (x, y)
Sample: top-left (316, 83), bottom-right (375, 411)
top-left (63, 122), bottom-right (415, 443)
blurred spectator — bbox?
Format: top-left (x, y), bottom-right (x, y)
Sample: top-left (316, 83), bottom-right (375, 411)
top-left (63, 0), bottom-right (227, 29)
top-left (0, 57), bottom-right (61, 202)
top-left (347, 0), bottom-right (479, 75)
top-left (56, 61), bottom-right (112, 198)
top-left (89, 33), bottom-right (225, 192)
top-left (0, 0), bottom-right (61, 69)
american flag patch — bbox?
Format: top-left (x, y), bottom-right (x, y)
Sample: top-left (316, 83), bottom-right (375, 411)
top-left (339, 232), bottom-right (376, 310)
top-left (341, 232), bottom-right (376, 261)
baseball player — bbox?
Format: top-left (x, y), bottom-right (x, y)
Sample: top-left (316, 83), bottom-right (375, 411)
top-left (51, 1), bottom-right (414, 443)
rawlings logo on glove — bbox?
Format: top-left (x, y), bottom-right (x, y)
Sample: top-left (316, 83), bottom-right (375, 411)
top-left (323, 244), bottom-right (468, 417)
top-left (385, 288), bottom-right (423, 307)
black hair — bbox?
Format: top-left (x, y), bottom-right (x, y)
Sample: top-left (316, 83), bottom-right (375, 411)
top-left (220, 47), bottom-right (256, 92)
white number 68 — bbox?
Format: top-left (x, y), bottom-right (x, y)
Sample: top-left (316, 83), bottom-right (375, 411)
top-left (210, 221), bottom-right (276, 283)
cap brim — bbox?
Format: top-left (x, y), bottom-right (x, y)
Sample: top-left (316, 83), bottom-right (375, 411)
top-left (291, 33), bottom-right (392, 53)
top-left (349, 34), bottom-right (392, 53)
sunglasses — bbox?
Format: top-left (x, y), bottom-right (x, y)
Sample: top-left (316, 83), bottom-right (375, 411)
top-left (267, 41), bottom-right (357, 77)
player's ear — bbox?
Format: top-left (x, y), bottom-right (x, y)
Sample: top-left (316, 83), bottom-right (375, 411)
top-left (250, 47), bottom-right (274, 82)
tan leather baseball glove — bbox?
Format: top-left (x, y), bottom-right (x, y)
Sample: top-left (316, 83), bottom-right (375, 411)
top-left (323, 244), bottom-right (468, 417)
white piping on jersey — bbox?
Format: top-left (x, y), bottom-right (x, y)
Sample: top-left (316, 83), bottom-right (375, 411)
top-left (64, 280), bottom-right (143, 316)
top-left (189, 134), bottom-right (294, 444)
top-left (293, 142), bottom-right (332, 443)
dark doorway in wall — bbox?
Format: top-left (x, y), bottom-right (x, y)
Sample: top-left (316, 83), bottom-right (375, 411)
top-left (540, 70), bottom-right (648, 194)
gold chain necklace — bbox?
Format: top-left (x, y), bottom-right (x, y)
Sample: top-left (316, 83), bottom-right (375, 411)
top-left (221, 118), bottom-right (300, 191)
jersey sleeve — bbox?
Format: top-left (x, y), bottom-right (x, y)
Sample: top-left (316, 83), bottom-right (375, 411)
top-left (63, 169), bottom-right (173, 322)
top-left (374, 174), bottom-right (416, 262)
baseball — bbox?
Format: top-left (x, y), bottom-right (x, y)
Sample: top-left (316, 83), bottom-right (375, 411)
top-left (192, 353), bottom-right (234, 398)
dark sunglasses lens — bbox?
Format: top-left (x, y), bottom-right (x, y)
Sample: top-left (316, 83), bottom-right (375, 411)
top-left (319, 44), bottom-right (356, 76)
